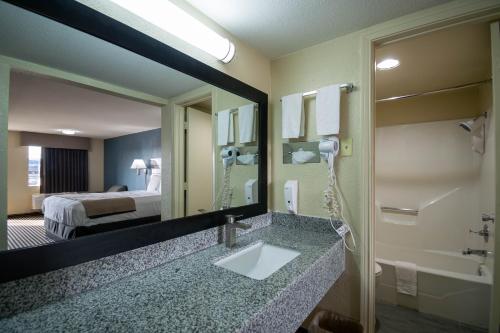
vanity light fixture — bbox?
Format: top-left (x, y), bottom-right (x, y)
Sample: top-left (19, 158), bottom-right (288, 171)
top-left (109, 0), bottom-right (236, 63)
top-left (57, 129), bottom-right (80, 135)
top-left (376, 58), bottom-right (400, 70)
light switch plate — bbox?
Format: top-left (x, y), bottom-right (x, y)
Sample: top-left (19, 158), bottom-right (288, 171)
top-left (340, 138), bottom-right (353, 156)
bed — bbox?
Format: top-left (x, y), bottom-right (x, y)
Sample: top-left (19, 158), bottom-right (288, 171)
top-left (42, 167), bottom-right (162, 240)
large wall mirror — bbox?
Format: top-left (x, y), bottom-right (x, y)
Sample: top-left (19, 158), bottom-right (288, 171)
top-left (0, 0), bottom-right (267, 282)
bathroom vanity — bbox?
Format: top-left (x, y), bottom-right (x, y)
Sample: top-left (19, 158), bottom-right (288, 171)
top-left (0, 213), bottom-right (345, 332)
top-left (0, 3), bottom-right (345, 332)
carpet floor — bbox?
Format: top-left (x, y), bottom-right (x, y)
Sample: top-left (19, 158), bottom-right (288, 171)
top-left (7, 214), bottom-right (55, 250)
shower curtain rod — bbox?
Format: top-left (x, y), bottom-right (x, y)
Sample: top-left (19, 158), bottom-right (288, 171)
top-left (376, 79), bottom-right (492, 103)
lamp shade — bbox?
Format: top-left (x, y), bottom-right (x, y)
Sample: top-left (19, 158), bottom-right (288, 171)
top-left (130, 159), bottom-right (147, 170)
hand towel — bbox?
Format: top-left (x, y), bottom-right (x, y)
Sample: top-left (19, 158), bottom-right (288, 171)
top-left (229, 111), bottom-right (235, 144)
top-left (316, 84), bottom-right (341, 135)
top-left (238, 104), bottom-right (256, 143)
top-left (217, 109), bottom-right (230, 146)
top-left (282, 93), bottom-right (304, 138)
top-left (395, 261), bottom-right (417, 296)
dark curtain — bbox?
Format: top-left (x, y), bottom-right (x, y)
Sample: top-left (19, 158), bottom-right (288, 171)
top-left (40, 148), bottom-right (88, 194)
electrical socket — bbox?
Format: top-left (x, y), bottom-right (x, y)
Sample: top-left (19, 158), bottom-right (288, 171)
top-left (340, 138), bottom-right (352, 156)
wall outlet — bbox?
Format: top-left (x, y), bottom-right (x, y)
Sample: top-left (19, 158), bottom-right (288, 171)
top-left (340, 138), bottom-right (353, 156)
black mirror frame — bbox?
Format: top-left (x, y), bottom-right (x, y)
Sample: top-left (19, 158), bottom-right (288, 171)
top-left (0, 0), bottom-right (268, 283)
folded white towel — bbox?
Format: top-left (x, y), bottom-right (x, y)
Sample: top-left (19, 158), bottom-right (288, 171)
top-left (282, 93), bottom-right (304, 138)
top-left (395, 261), bottom-right (417, 296)
top-left (316, 84), bottom-right (341, 136)
top-left (229, 111), bottom-right (235, 144)
top-left (238, 104), bottom-right (255, 143)
top-left (217, 110), bottom-right (232, 146)
top-left (237, 153), bottom-right (256, 165)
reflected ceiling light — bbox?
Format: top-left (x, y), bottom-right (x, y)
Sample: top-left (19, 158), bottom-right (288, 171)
top-left (376, 58), bottom-right (400, 70)
top-left (109, 0), bottom-right (235, 63)
top-left (57, 129), bottom-right (79, 135)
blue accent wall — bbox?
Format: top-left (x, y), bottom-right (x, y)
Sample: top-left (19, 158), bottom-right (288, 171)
top-left (104, 128), bottom-right (161, 191)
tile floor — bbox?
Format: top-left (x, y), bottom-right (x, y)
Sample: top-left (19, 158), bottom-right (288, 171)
top-left (377, 302), bottom-right (487, 333)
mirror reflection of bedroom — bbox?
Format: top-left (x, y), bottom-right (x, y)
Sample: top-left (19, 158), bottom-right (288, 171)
top-left (7, 71), bottom-right (163, 249)
top-left (0, 1), bottom-right (260, 252)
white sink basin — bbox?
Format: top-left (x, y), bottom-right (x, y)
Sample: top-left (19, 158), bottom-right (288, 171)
top-left (214, 241), bottom-right (300, 280)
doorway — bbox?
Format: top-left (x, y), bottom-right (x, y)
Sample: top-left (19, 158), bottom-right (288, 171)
top-left (373, 22), bottom-right (495, 333)
top-left (183, 99), bottom-right (213, 216)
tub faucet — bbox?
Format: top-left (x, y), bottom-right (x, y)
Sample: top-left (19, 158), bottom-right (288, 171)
top-left (482, 213), bottom-right (495, 223)
top-left (462, 248), bottom-right (493, 258)
top-left (469, 224), bottom-right (490, 243)
top-left (224, 214), bottom-right (251, 248)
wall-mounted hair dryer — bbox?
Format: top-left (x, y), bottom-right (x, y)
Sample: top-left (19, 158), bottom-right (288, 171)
top-left (319, 136), bottom-right (340, 162)
top-left (319, 136), bottom-right (356, 252)
top-left (220, 146), bottom-right (240, 168)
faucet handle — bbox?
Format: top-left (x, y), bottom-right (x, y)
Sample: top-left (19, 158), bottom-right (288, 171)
top-left (225, 214), bottom-right (244, 223)
top-left (482, 213), bottom-right (495, 223)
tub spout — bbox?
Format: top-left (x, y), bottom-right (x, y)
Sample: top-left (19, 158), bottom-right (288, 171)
top-left (462, 248), bottom-right (493, 257)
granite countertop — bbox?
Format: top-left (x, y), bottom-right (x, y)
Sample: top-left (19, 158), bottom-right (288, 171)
top-left (0, 217), bottom-right (344, 333)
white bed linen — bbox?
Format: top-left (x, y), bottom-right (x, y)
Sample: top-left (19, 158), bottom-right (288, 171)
top-left (42, 191), bottom-right (161, 227)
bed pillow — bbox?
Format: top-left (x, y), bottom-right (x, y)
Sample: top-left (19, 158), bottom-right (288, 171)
top-left (107, 185), bottom-right (128, 192)
top-left (147, 174), bottom-right (161, 193)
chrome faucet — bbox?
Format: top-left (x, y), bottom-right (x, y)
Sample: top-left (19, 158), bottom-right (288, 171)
top-left (462, 248), bottom-right (493, 258)
top-left (482, 213), bottom-right (495, 223)
top-left (224, 214), bottom-right (251, 248)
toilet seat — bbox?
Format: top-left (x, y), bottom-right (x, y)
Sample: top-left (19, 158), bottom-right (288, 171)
top-left (375, 262), bottom-right (383, 277)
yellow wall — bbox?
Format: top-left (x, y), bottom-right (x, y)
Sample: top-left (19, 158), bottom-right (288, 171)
top-left (7, 131), bottom-right (104, 215)
top-left (7, 131), bottom-right (38, 215)
top-left (271, 31), bottom-right (364, 319)
top-left (88, 139), bottom-right (105, 193)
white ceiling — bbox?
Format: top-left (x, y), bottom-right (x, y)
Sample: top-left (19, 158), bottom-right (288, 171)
top-left (375, 22), bottom-right (491, 99)
top-left (0, 1), bottom-right (205, 99)
top-left (186, 0), bottom-right (453, 59)
top-left (9, 72), bottom-right (161, 139)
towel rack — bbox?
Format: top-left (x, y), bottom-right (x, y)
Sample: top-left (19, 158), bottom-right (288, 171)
top-left (214, 104), bottom-right (257, 116)
top-left (381, 206), bottom-right (419, 216)
top-left (280, 83), bottom-right (354, 101)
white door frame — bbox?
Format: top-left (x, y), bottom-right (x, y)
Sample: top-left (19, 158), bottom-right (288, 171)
top-left (358, 1), bottom-right (500, 332)
top-left (165, 85), bottom-right (213, 218)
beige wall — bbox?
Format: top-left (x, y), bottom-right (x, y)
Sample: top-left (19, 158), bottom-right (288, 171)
top-left (88, 138), bottom-right (104, 193)
top-left (78, 0), bottom-right (271, 94)
top-left (7, 132), bottom-right (104, 215)
top-left (7, 131), bottom-right (39, 215)
top-left (271, 31), bottom-right (364, 319)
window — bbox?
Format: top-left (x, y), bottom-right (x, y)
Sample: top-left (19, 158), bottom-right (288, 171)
top-left (28, 146), bottom-right (41, 187)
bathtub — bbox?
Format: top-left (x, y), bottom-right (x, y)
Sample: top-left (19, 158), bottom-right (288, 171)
top-left (376, 241), bottom-right (491, 329)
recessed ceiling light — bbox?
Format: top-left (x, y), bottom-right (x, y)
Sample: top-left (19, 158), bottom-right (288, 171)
top-left (57, 129), bottom-right (79, 135)
top-left (376, 58), bottom-right (400, 70)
